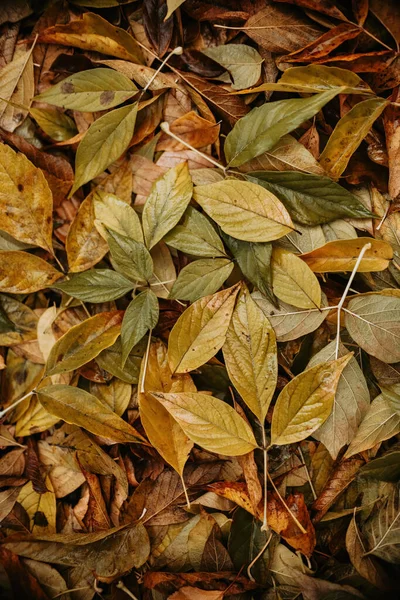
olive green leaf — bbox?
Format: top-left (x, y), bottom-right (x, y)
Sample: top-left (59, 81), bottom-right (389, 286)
top-left (164, 206), bottom-right (226, 258)
top-left (93, 190), bottom-right (144, 243)
top-left (34, 68), bottom-right (138, 112)
top-left (271, 354), bottom-right (352, 445)
top-left (246, 172), bottom-right (374, 226)
top-left (54, 269), bottom-right (134, 302)
top-left (201, 44), bottom-right (263, 90)
top-left (106, 229), bottom-right (153, 283)
top-left (223, 286), bottom-right (277, 422)
top-left (169, 259), bottom-right (234, 302)
top-left (142, 162), bottom-right (193, 249)
top-left (224, 88), bottom-right (340, 167)
top-left (193, 180), bottom-right (293, 243)
top-left (121, 289), bottom-right (159, 367)
top-left (70, 102), bottom-right (138, 195)
top-left (151, 392), bottom-right (258, 456)
top-left (30, 108), bottom-right (78, 141)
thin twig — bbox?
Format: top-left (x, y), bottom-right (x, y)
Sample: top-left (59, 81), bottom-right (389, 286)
top-left (139, 329), bottom-right (152, 394)
top-left (0, 390), bottom-right (34, 419)
top-left (261, 425), bottom-right (269, 532)
top-left (180, 473), bottom-right (191, 509)
top-left (334, 243), bottom-right (371, 359)
top-left (247, 531), bottom-right (273, 581)
top-left (298, 446), bottom-right (317, 501)
top-left (267, 472), bottom-right (307, 534)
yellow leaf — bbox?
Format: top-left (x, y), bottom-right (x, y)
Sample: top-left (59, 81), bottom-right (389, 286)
top-left (18, 477), bottom-right (56, 534)
top-left (272, 247), bottom-right (321, 309)
top-left (223, 285), bottom-right (277, 422)
top-left (271, 354), bottom-right (352, 445)
top-left (0, 143), bottom-right (53, 251)
top-left (46, 311), bottom-right (124, 376)
top-left (0, 251), bottom-right (62, 294)
top-left (38, 385), bottom-right (148, 444)
top-left (66, 195), bottom-right (108, 272)
top-left (193, 180), bottom-right (293, 243)
top-left (139, 339), bottom-right (195, 476)
top-left (151, 392), bottom-right (258, 456)
top-left (300, 238), bottom-right (393, 272)
top-left (38, 12), bottom-right (144, 63)
top-left (168, 284), bottom-right (240, 373)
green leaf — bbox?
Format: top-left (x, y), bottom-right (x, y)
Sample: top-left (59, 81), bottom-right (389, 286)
top-left (253, 291), bottom-right (329, 342)
top-left (271, 354), bottom-right (352, 445)
top-left (308, 341), bottom-right (370, 459)
top-left (54, 269), bottom-right (134, 302)
top-left (37, 385), bottom-right (147, 444)
top-left (246, 171), bottom-right (374, 226)
top-left (193, 180), bottom-right (294, 243)
top-left (345, 295), bottom-right (400, 363)
top-left (142, 162), bottom-right (193, 250)
top-left (96, 338), bottom-right (143, 384)
top-left (150, 392), bottom-right (258, 456)
top-left (271, 247), bottom-right (321, 309)
top-left (164, 206), bottom-right (226, 258)
top-left (201, 45), bottom-right (263, 90)
top-left (71, 102), bottom-right (138, 195)
top-left (344, 392), bottom-right (400, 459)
top-left (223, 234), bottom-right (276, 305)
top-left (34, 68), bottom-right (138, 112)
top-left (168, 284), bottom-right (240, 374)
top-left (223, 286), bottom-right (277, 422)
top-left (360, 449), bottom-right (400, 482)
top-left (169, 259), bottom-right (234, 302)
top-left (240, 65), bottom-right (373, 95)
top-left (320, 97), bottom-right (388, 179)
top-left (121, 289), bottom-right (159, 366)
top-left (224, 88), bottom-right (340, 167)
top-left (0, 303), bottom-right (17, 333)
top-left (93, 190), bottom-right (144, 243)
top-left (106, 228), bottom-right (153, 283)
top-left (30, 108), bottom-right (78, 141)
top-left (46, 311), bottom-right (123, 375)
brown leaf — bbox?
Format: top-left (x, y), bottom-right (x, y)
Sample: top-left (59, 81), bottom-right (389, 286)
top-left (157, 111), bottom-right (220, 151)
top-left (143, 0), bottom-right (174, 58)
top-left (143, 571), bottom-right (258, 595)
top-left (383, 88), bottom-right (400, 200)
top-left (0, 547), bottom-right (50, 600)
top-left (283, 23), bottom-right (361, 62)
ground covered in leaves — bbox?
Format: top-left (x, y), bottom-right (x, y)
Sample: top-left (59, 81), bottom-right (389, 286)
top-left (0, 0), bottom-right (400, 598)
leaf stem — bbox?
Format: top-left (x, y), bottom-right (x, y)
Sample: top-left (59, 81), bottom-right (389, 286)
top-left (0, 390), bottom-right (34, 419)
top-left (116, 581), bottom-right (139, 600)
top-left (139, 329), bottom-right (152, 394)
top-left (247, 530), bottom-right (273, 582)
top-left (140, 46), bottom-right (183, 98)
top-left (160, 121), bottom-right (227, 173)
top-left (261, 424), bottom-right (269, 532)
top-left (267, 472), bottom-right (307, 534)
top-left (298, 446), bottom-right (317, 501)
top-left (334, 242), bottom-right (371, 359)
top-left (180, 473), bottom-right (191, 509)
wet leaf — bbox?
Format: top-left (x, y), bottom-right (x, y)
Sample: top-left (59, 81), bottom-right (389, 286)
top-left (151, 392), bottom-right (258, 456)
top-left (223, 286), bottom-right (277, 422)
top-left (168, 284), bottom-right (240, 373)
top-left (193, 180), bottom-right (294, 243)
top-left (34, 68), bottom-right (138, 112)
top-left (38, 385), bottom-right (147, 444)
top-left (271, 354), bottom-right (352, 445)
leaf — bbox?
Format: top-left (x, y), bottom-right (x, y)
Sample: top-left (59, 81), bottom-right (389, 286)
top-left (271, 354), bottom-right (352, 445)
top-left (34, 68), bottom-right (138, 112)
top-left (38, 385), bottom-right (147, 444)
top-left (71, 103), bottom-right (138, 196)
top-left (271, 247), bottom-right (321, 309)
top-left (106, 229), bottom-right (153, 283)
top-left (121, 290), bottom-right (159, 366)
top-left (169, 259), bottom-right (234, 303)
top-left (0, 49), bottom-right (34, 121)
top-left (165, 206), bottom-right (226, 258)
top-left (66, 195), bottom-right (108, 273)
top-left (193, 180), bottom-right (294, 243)
top-left (157, 111), bottom-right (220, 152)
top-left (301, 238), bottom-right (393, 272)
top-left (93, 190), bottom-right (144, 243)
top-left (150, 392), bottom-right (258, 456)
top-left (38, 12), bottom-right (144, 63)
top-left (148, 241), bottom-right (177, 298)
top-left (201, 45), bottom-right (263, 90)
top-left (46, 311), bottom-right (123, 376)
top-left (17, 478), bottom-right (56, 534)
top-left (142, 0), bottom-right (173, 58)
top-left (344, 393), bottom-right (400, 458)
top-left (320, 98), bottom-right (389, 179)
top-left (283, 22), bottom-right (362, 62)
top-left (142, 162), bottom-right (193, 250)
top-left (166, 0), bottom-right (186, 19)
top-left (224, 89), bottom-right (340, 167)
top-left (0, 251), bottom-right (62, 294)
top-left (0, 487), bottom-right (20, 522)
top-left (364, 487), bottom-right (400, 564)
top-left (54, 269), bottom-right (135, 302)
top-left (3, 524), bottom-right (150, 579)
top-left (138, 339), bottom-right (195, 476)
top-left (243, 65), bottom-right (373, 94)
top-left (247, 171), bottom-right (374, 226)
top-left (345, 295), bottom-right (400, 363)
top-left (359, 449), bottom-right (400, 482)
top-left (223, 286), bottom-right (277, 422)
top-left (30, 108), bottom-right (78, 142)
top-left (0, 143), bottom-right (53, 252)
top-left (168, 284), bottom-right (240, 373)
top-left (308, 341), bottom-right (370, 459)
